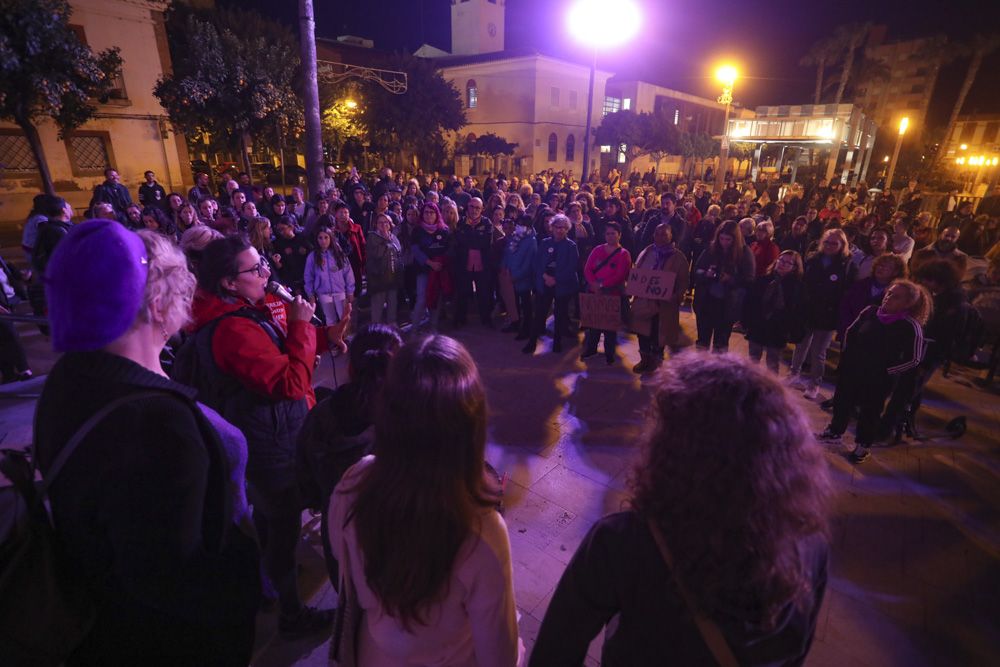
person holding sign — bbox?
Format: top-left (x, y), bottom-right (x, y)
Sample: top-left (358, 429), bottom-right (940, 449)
top-left (630, 223), bottom-right (691, 373)
top-left (692, 220), bottom-right (756, 353)
top-left (581, 222), bottom-right (632, 364)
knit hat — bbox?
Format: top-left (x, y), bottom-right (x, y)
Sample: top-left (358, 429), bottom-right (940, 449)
top-left (45, 219), bottom-right (149, 352)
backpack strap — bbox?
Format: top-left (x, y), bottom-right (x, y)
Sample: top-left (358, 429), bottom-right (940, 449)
top-left (647, 518), bottom-right (739, 667)
top-left (33, 391), bottom-right (167, 504)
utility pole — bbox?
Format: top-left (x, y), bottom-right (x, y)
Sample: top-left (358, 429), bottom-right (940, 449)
top-left (299, 0), bottom-right (324, 200)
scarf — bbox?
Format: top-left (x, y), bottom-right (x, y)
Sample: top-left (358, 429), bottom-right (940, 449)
top-left (508, 226), bottom-right (531, 254)
top-left (876, 307), bottom-right (906, 325)
top-left (420, 220), bottom-right (443, 234)
top-left (650, 244), bottom-right (675, 270)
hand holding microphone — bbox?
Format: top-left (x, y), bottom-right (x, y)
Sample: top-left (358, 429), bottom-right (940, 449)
top-left (266, 281), bottom-right (323, 325)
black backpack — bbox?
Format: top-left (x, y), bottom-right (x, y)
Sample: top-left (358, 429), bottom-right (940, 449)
top-left (170, 309), bottom-right (284, 412)
top-left (0, 392), bottom-right (163, 665)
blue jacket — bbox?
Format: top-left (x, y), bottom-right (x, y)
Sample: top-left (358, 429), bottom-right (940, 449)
top-left (533, 237), bottom-right (579, 297)
top-left (503, 232), bottom-right (537, 292)
top-left (303, 250), bottom-right (355, 299)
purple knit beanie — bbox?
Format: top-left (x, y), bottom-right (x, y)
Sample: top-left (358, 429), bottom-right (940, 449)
top-left (45, 219), bottom-right (149, 352)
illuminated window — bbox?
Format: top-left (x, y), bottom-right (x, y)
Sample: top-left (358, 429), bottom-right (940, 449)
top-left (566, 134), bottom-right (575, 161)
top-left (617, 143), bottom-right (627, 164)
top-left (548, 133), bottom-right (558, 161)
top-left (623, 98), bottom-right (631, 110)
top-left (466, 79), bottom-right (478, 109)
top-left (600, 145), bottom-right (612, 153)
top-left (603, 97), bottom-right (621, 116)
top-left (673, 109), bottom-right (680, 125)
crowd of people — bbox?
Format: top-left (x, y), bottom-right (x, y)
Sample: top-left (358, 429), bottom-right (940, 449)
top-left (5, 162), bottom-right (1000, 665)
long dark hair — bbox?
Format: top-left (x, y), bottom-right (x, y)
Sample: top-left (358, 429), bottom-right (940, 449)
top-left (313, 227), bottom-right (347, 269)
top-left (349, 335), bottom-right (493, 629)
top-left (197, 236), bottom-right (252, 295)
top-left (348, 324), bottom-right (403, 420)
top-left (710, 219), bottom-right (745, 269)
top-left (631, 352), bottom-right (830, 628)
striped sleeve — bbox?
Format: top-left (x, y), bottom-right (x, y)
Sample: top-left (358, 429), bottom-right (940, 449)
top-left (887, 317), bottom-right (926, 375)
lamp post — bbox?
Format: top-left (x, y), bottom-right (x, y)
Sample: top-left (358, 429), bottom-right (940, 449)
top-left (884, 116), bottom-right (909, 197)
top-left (713, 65), bottom-right (738, 194)
top-left (567, 0), bottom-right (640, 185)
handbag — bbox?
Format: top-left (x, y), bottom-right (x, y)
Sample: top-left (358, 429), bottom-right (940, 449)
top-left (329, 528), bottom-right (363, 667)
top-left (0, 391), bottom-right (166, 666)
top-left (646, 518), bottom-right (739, 667)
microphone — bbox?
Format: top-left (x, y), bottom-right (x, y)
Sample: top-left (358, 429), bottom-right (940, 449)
top-left (266, 281), bottom-right (323, 326)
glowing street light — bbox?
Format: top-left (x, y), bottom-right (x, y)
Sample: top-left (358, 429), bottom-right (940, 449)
top-left (567, 0), bottom-right (642, 183)
top-left (960, 143), bottom-right (968, 150)
top-left (344, 99), bottom-right (358, 109)
top-left (713, 63), bottom-right (739, 193)
top-left (884, 116), bottom-right (910, 194)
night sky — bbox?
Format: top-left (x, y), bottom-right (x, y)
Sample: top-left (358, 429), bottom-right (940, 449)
top-left (231, 0), bottom-right (1000, 128)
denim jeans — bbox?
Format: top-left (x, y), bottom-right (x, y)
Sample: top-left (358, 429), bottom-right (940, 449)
top-left (413, 273), bottom-right (441, 327)
top-left (790, 329), bottom-right (836, 389)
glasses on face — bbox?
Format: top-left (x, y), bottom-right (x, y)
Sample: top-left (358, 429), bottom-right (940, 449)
top-left (236, 262), bottom-right (269, 278)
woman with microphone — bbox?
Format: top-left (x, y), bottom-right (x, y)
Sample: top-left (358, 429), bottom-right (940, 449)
top-left (186, 235), bottom-right (350, 638)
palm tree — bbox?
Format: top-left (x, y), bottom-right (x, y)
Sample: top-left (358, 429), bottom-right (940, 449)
top-left (833, 23), bottom-right (873, 104)
top-left (931, 33), bottom-right (1000, 172)
top-left (800, 37), bottom-right (844, 105)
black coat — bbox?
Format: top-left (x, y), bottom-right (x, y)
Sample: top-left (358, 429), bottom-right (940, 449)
top-left (531, 511), bottom-right (828, 667)
top-left (801, 253), bottom-right (857, 331)
top-left (35, 351), bottom-right (260, 665)
top-left (743, 274), bottom-right (806, 348)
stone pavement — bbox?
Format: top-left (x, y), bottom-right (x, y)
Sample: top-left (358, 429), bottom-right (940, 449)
top-left (1, 310), bottom-right (998, 666)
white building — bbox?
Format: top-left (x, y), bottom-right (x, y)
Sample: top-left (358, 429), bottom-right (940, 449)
top-left (0, 0), bottom-right (191, 230)
top-left (428, 0), bottom-right (737, 180)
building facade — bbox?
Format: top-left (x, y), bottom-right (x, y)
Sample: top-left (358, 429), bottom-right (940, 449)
top-left (942, 114), bottom-right (1000, 192)
top-left (0, 0), bottom-right (191, 230)
top-left (853, 32), bottom-right (943, 138)
top-left (437, 52), bottom-right (611, 178)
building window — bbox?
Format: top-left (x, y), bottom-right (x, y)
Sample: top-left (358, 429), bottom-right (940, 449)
top-left (910, 83), bottom-right (926, 94)
top-left (565, 134), bottom-right (575, 161)
top-left (548, 133), bottom-right (558, 162)
top-left (617, 143), bottom-right (627, 164)
top-left (466, 79), bottom-right (478, 109)
top-left (551, 87), bottom-right (560, 107)
top-left (673, 109), bottom-right (680, 125)
top-left (915, 67), bottom-right (929, 77)
top-left (67, 132), bottom-right (113, 177)
top-left (600, 145), bottom-right (611, 153)
top-left (986, 121), bottom-right (1000, 143)
top-left (0, 130), bottom-right (39, 174)
top-left (623, 98), bottom-right (631, 110)
top-left (602, 96), bottom-right (621, 116)
top-left (569, 90), bottom-right (578, 109)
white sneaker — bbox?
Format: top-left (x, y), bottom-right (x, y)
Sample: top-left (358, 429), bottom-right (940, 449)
top-left (802, 385), bottom-right (820, 400)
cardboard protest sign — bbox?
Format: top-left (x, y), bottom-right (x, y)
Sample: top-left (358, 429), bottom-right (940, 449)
top-left (625, 267), bottom-right (676, 301)
top-left (579, 292), bottom-right (622, 330)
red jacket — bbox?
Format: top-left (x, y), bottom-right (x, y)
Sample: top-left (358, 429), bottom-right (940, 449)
top-left (189, 289), bottom-right (329, 407)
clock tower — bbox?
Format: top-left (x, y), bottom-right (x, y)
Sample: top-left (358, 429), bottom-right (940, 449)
top-left (450, 0), bottom-right (505, 56)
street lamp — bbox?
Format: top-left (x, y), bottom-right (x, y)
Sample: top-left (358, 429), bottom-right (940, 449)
top-left (345, 99), bottom-right (358, 109)
top-left (567, 0), bottom-right (641, 184)
top-left (713, 64), bottom-right (738, 194)
top-left (884, 116), bottom-right (909, 196)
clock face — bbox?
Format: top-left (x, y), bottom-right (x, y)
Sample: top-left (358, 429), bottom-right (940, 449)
top-left (488, 22), bottom-right (497, 37)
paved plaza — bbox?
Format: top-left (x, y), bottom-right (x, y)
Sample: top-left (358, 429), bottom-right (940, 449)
top-left (1, 309), bottom-right (998, 666)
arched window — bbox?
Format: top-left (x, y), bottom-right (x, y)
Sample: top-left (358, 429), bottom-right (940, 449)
top-left (466, 79), bottom-right (478, 109)
top-left (548, 133), bottom-right (558, 162)
top-left (565, 134), bottom-right (575, 162)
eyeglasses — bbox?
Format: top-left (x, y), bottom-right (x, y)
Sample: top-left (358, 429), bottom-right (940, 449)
top-left (236, 262), bottom-right (269, 278)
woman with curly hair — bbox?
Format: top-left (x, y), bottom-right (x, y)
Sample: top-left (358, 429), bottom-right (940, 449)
top-left (817, 279), bottom-right (930, 463)
top-left (531, 352), bottom-right (831, 666)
